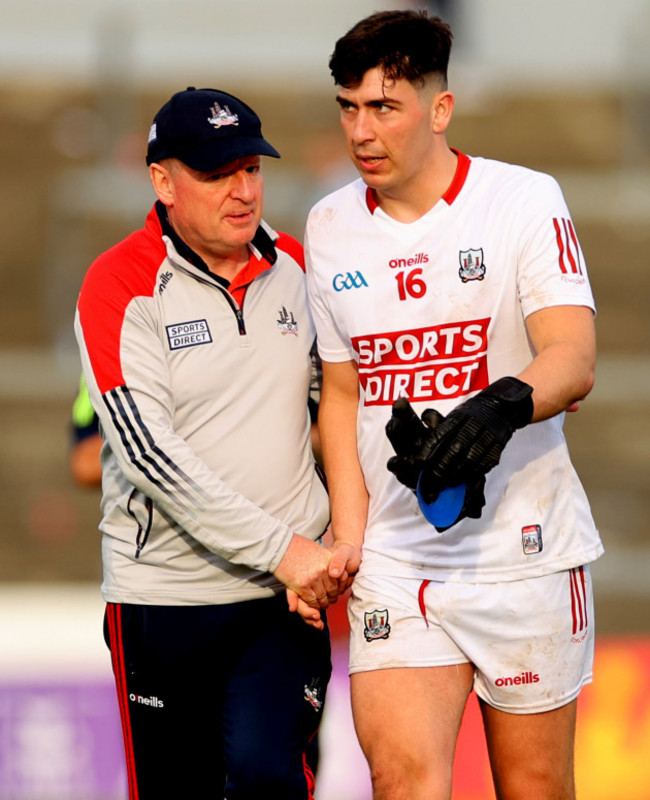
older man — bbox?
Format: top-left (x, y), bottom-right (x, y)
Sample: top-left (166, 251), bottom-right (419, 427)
top-left (75, 87), bottom-right (353, 799)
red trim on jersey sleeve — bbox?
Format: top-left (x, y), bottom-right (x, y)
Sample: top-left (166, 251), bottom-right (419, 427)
top-left (365, 151), bottom-right (471, 213)
top-left (77, 207), bottom-right (166, 394)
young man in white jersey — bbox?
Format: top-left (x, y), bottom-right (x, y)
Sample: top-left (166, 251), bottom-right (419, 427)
top-left (308, 11), bottom-right (603, 800)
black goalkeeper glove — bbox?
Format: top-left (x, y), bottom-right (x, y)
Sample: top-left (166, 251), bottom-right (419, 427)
top-left (415, 376), bottom-right (534, 499)
top-left (385, 397), bottom-right (487, 529)
top-left (385, 396), bottom-right (444, 491)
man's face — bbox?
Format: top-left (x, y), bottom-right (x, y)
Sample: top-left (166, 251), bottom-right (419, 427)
top-left (162, 155), bottom-right (263, 262)
top-left (336, 67), bottom-right (438, 200)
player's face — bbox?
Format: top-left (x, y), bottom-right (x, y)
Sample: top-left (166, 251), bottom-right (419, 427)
top-left (336, 68), bottom-right (439, 200)
top-left (161, 156), bottom-right (263, 263)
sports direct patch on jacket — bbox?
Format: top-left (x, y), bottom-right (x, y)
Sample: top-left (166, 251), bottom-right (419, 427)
top-left (75, 205), bottom-right (329, 605)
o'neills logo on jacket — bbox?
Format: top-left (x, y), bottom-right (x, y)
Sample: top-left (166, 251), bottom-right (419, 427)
top-left (352, 318), bottom-right (490, 406)
top-left (495, 672), bottom-right (540, 687)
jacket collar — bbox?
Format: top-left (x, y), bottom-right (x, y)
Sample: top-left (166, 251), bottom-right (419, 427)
top-left (155, 201), bottom-right (278, 290)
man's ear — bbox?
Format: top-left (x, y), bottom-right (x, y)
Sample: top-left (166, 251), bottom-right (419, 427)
top-left (432, 90), bottom-right (455, 134)
top-left (149, 162), bottom-right (174, 206)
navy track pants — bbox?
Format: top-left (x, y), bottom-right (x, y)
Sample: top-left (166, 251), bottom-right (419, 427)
top-left (105, 594), bottom-right (331, 799)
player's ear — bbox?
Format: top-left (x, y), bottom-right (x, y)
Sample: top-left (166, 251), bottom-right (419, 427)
top-left (149, 161), bottom-right (174, 206)
top-left (432, 90), bottom-right (455, 134)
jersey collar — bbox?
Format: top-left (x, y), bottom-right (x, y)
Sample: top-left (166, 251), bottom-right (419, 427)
top-left (365, 150), bottom-right (471, 214)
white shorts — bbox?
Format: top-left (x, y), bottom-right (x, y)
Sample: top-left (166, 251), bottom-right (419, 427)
top-left (348, 566), bottom-right (595, 714)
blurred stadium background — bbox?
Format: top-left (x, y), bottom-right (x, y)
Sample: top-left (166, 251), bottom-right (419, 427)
top-left (0, 0), bottom-right (649, 797)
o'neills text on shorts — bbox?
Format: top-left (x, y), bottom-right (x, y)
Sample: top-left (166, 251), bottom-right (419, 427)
top-left (494, 671), bottom-right (540, 687)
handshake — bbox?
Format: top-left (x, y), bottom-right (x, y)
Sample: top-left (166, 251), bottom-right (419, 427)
top-left (385, 377), bottom-right (534, 531)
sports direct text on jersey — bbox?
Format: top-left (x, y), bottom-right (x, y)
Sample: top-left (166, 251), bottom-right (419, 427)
top-left (352, 318), bottom-right (489, 406)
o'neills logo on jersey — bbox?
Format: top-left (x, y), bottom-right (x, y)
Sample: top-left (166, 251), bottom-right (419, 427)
top-left (129, 693), bottom-right (165, 708)
top-left (495, 672), bottom-right (540, 687)
top-left (389, 252), bottom-right (429, 268)
top-left (352, 318), bottom-right (490, 406)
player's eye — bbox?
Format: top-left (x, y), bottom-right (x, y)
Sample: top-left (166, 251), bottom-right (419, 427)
top-left (337, 100), bottom-right (355, 113)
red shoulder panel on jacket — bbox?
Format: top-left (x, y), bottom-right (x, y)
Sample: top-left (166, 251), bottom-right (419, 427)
top-left (77, 207), bottom-right (166, 394)
top-left (275, 232), bottom-right (305, 272)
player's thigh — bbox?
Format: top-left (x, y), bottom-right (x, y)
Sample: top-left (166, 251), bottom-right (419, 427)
top-left (351, 664), bottom-right (474, 799)
top-left (479, 698), bottom-right (577, 800)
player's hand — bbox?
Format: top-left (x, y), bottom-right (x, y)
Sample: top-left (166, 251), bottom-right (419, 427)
top-left (385, 398), bottom-right (443, 491)
top-left (286, 589), bottom-right (325, 630)
top-left (328, 540), bottom-right (362, 592)
top-left (386, 399), bottom-right (488, 528)
top-left (274, 534), bottom-right (340, 609)
top-left (415, 377), bottom-right (534, 490)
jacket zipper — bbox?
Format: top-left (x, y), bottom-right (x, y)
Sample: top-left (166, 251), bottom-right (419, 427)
top-left (235, 307), bottom-right (246, 335)
top-left (211, 280), bottom-right (246, 336)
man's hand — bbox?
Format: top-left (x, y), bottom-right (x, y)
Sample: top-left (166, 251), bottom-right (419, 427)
top-left (273, 534), bottom-right (340, 608)
top-left (286, 589), bottom-right (325, 630)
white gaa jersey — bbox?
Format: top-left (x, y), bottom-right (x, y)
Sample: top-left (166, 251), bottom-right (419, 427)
top-left (305, 153), bottom-right (603, 583)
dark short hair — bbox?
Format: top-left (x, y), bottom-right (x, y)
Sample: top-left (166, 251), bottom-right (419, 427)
top-left (329, 10), bottom-right (453, 89)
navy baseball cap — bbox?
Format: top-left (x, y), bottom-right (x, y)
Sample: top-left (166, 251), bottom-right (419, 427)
top-left (146, 87), bottom-right (280, 170)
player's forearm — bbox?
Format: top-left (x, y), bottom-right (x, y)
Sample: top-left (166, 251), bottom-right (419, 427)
top-left (319, 368), bottom-right (368, 549)
top-left (518, 345), bottom-right (593, 422)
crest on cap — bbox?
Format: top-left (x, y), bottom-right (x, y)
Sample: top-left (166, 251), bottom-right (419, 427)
top-left (208, 102), bottom-right (239, 129)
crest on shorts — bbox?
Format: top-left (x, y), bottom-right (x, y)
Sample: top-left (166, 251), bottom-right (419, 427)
top-left (459, 248), bottom-right (486, 282)
top-left (304, 678), bottom-right (324, 711)
top-left (522, 524), bottom-right (543, 554)
top-left (363, 609), bottom-right (391, 641)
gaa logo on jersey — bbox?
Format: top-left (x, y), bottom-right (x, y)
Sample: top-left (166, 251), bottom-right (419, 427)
top-left (522, 524), bottom-right (543, 554)
top-left (332, 271), bottom-right (369, 291)
top-left (363, 609), bottom-right (391, 641)
top-left (459, 248), bottom-right (486, 282)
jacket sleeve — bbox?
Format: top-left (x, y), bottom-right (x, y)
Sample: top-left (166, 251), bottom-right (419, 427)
top-left (74, 250), bottom-right (294, 576)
